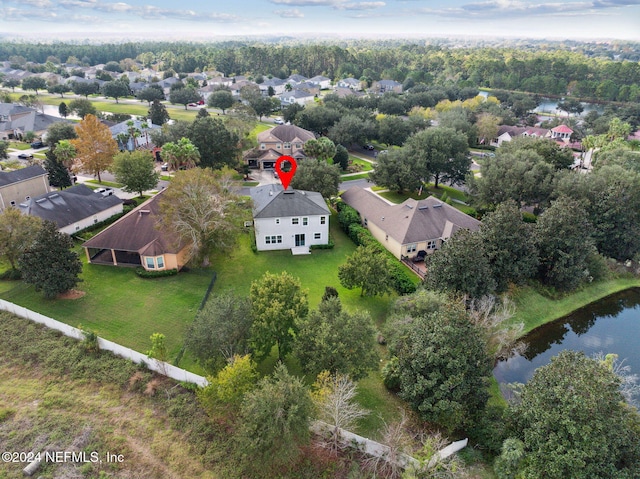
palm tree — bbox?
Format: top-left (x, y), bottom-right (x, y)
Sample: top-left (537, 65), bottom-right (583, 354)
top-left (160, 137), bottom-right (200, 171)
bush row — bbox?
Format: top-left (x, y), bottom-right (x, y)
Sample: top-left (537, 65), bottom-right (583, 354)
top-left (135, 267), bottom-right (178, 278)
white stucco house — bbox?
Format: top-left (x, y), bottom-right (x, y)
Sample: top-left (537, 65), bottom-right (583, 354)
top-left (250, 184), bottom-right (330, 253)
top-left (279, 90), bottom-right (315, 106)
top-left (308, 75), bottom-right (332, 89)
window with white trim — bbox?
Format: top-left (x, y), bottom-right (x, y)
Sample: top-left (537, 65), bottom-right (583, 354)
top-left (427, 240), bottom-right (437, 250)
top-left (314, 233), bottom-right (321, 240)
top-left (156, 256), bottom-right (164, 269)
top-left (275, 218), bottom-right (280, 225)
top-left (145, 257), bottom-right (155, 269)
top-left (284, 142), bottom-right (291, 149)
top-left (320, 216), bottom-right (326, 225)
top-left (407, 244), bottom-right (417, 253)
top-left (292, 218), bottom-right (299, 225)
top-left (276, 143), bottom-right (281, 149)
top-left (265, 235), bottom-right (283, 244)
top-left (302, 217), bottom-right (308, 226)
top-left (260, 143), bottom-right (266, 150)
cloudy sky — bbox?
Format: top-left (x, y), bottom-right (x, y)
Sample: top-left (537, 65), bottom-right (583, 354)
top-left (1, 0), bottom-right (639, 41)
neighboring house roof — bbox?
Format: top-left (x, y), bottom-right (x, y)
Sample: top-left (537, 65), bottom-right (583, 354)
top-left (82, 191), bottom-right (184, 256)
top-left (551, 125), bottom-right (574, 134)
top-left (287, 74), bottom-right (308, 83)
top-left (261, 78), bottom-right (286, 88)
top-left (109, 119), bottom-right (160, 137)
top-left (280, 90), bottom-right (314, 100)
top-left (338, 77), bottom-right (360, 86)
top-left (257, 124), bottom-right (315, 144)
top-left (341, 186), bottom-right (481, 244)
top-left (0, 165), bottom-right (48, 188)
top-left (251, 184), bottom-right (330, 219)
top-left (377, 79), bottom-right (402, 87)
top-left (308, 75), bottom-right (330, 83)
top-left (18, 184), bottom-right (122, 229)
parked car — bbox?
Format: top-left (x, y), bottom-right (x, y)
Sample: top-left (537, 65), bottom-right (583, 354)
top-left (161, 162), bottom-right (169, 171)
top-left (274, 117), bottom-right (284, 125)
top-left (94, 187), bottom-right (114, 196)
top-left (30, 140), bottom-right (44, 149)
top-left (364, 144), bottom-right (375, 151)
top-left (18, 153), bottom-right (33, 160)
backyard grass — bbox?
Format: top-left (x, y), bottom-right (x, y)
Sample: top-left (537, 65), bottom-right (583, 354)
top-left (349, 156), bottom-right (374, 171)
top-left (510, 277), bottom-right (640, 335)
top-left (84, 178), bottom-right (124, 188)
top-left (0, 257), bottom-right (213, 360)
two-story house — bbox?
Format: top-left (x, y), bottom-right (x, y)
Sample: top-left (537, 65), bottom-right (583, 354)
top-left (244, 124), bottom-right (315, 170)
top-left (250, 184), bottom-right (330, 253)
top-left (0, 165), bottom-right (50, 211)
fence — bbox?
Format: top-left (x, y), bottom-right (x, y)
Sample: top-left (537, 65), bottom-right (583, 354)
top-left (0, 299), bottom-right (209, 387)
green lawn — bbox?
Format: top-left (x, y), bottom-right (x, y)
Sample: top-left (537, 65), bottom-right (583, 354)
top-left (249, 122), bottom-right (271, 141)
top-left (349, 156), bottom-right (374, 171)
top-left (84, 179), bottom-right (124, 188)
top-left (0, 258), bottom-right (213, 359)
top-left (8, 142), bottom-right (31, 150)
top-left (341, 172), bottom-right (371, 181)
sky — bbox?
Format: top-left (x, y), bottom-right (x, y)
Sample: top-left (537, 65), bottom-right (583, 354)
top-left (1, 0), bottom-right (639, 41)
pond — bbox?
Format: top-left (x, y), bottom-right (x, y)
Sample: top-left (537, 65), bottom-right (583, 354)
top-left (493, 288), bottom-right (640, 387)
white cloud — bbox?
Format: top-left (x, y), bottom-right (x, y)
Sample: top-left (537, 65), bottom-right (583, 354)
top-left (336, 1), bottom-right (385, 9)
top-left (274, 8), bottom-right (305, 17)
top-left (270, 0), bottom-right (337, 5)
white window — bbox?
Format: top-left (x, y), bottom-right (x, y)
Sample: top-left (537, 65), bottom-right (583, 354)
top-left (314, 233), bottom-right (321, 240)
top-left (275, 218), bottom-right (280, 225)
top-left (260, 143), bottom-right (266, 150)
top-left (427, 240), bottom-right (437, 250)
top-left (156, 256), bottom-right (164, 269)
top-left (265, 235), bottom-right (283, 244)
top-left (302, 217), bottom-right (308, 226)
top-left (284, 142), bottom-right (291, 149)
top-left (276, 143), bottom-right (281, 149)
top-left (145, 257), bottom-right (155, 269)
top-left (320, 216), bottom-right (326, 225)
top-left (407, 244), bottom-right (417, 253)
top-left (292, 218), bottom-right (299, 225)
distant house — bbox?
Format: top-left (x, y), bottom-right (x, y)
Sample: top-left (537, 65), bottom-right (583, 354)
top-left (490, 125), bottom-right (574, 147)
top-left (336, 77), bottom-right (362, 90)
top-left (286, 74), bottom-right (308, 86)
top-left (250, 184), bottom-right (330, 253)
top-left (82, 191), bottom-right (190, 271)
top-left (308, 75), bottom-right (332, 89)
top-left (372, 80), bottom-right (403, 94)
top-left (244, 124), bottom-right (315, 169)
top-left (109, 119), bottom-right (160, 151)
top-left (0, 165), bottom-right (50, 211)
top-left (18, 184), bottom-right (123, 235)
top-left (259, 78), bottom-right (287, 96)
top-left (279, 90), bottom-right (315, 106)
top-left (341, 186), bottom-right (481, 260)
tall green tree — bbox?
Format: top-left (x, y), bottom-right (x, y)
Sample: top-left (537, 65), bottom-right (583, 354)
top-left (535, 196), bottom-right (597, 290)
top-left (395, 302), bottom-right (491, 432)
top-left (45, 122), bottom-right (77, 147)
top-left (68, 98), bottom-right (97, 119)
top-left (405, 126), bottom-right (470, 188)
top-left (235, 363), bottom-right (313, 474)
top-left (0, 140), bottom-right (8, 160)
top-left (294, 296), bottom-right (378, 380)
top-left (479, 200), bottom-right (539, 292)
top-left (207, 89), bottom-right (234, 114)
top-left (508, 351), bottom-right (640, 479)
top-left (249, 271), bottom-right (308, 361)
top-left (500, 136), bottom-right (574, 170)
top-left (18, 221), bottom-right (82, 299)
top-left (188, 116), bottom-right (240, 169)
top-left (289, 159), bottom-right (340, 198)
top-left (111, 150), bottom-right (159, 197)
top-left (157, 167), bottom-right (246, 266)
top-left (185, 292), bottom-right (253, 373)
top-left (70, 81), bottom-right (99, 98)
top-left (147, 99), bottom-right (170, 125)
top-left (302, 137), bottom-right (337, 162)
top-left (333, 144), bottom-right (349, 171)
top-left (425, 229), bottom-right (496, 298)
top-left (21, 76), bottom-right (46, 95)
top-left (136, 85), bottom-right (165, 105)
top-left (338, 244), bottom-right (392, 297)
top-left (169, 86), bottom-right (201, 109)
top-left (369, 148), bottom-right (422, 193)
top-left (58, 101), bottom-right (68, 118)
top-left (0, 208), bottom-right (41, 273)
top-left (43, 149), bottom-right (72, 189)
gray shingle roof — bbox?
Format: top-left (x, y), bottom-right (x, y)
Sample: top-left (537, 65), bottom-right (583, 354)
top-left (18, 184), bottom-right (122, 229)
top-left (257, 124), bottom-right (315, 143)
top-left (251, 184), bottom-right (329, 218)
top-left (341, 186), bottom-right (480, 245)
top-left (0, 165), bottom-right (47, 187)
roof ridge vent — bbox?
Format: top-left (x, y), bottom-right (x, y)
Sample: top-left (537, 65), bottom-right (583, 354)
top-left (433, 203), bottom-right (443, 208)
top-left (418, 205), bottom-right (429, 210)
top-left (405, 204), bottom-right (413, 209)
top-left (35, 198), bottom-right (47, 203)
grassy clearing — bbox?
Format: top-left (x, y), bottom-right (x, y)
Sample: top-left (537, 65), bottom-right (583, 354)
top-left (349, 156), bottom-right (374, 171)
top-left (84, 178), bottom-right (124, 188)
top-left (248, 122), bottom-right (271, 141)
top-left (510, 277), bottom-right (640, 335)
top-left (378, 189), bottom-right (430, 203)
top-left (341, 172), bottom-right (370, 181)
top-left (8, 141), bottom-right (31, 150)
top-left (0, 257), bottom-right (212, 360)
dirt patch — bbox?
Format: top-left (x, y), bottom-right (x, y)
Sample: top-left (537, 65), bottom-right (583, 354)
top-left (57, 289), bottom-right (86, 300)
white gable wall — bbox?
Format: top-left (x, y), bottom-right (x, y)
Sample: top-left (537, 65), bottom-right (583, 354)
top-left (59, 203), bottom-right (123, 236)
top-left (254, 214), bottom-right (329, 251)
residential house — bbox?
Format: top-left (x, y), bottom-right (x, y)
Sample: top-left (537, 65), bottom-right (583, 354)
top-left (1, 103), bottom-right (70, 141)
top-left (250, 184), bottom-right (330, 252)
top-left (279, 90), bottom-right (315, 106)
top-left (372, 80), bottom-right (403, 94)
top-left (286, 74), bottom-right (308, 86)
top-left (336, 77), bottom-right (362, 90)
top-left (244, 124), bottom-right (315, 169)
top-left (341, 186), bottom-right (481, 260)
top-left (333, 87), bottom-right (365, 99)
top-left (230, 79), bottom-right (256, 98)
top-left (292, 82), bottom-right (320, 96)
top-left (18, 184), bottom-right (123, 235)
top-left (0, 165), bottom-right (50, 210)
top-left (490, 125), bottom-right (574, 147)
top-left (550, 124), bottom-right (574, 142)
top-left (259, 78), bottom-right (287, 96)
top-left (82, 191), bottom-right (189, 271)
top-left (109, 119), bottom-right (160, 151)
top-left (308, 75), bottom-right (332, 89)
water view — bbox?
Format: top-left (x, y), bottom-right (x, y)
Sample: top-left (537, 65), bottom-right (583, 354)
top-left (494, 288), bottom-right (640, 386)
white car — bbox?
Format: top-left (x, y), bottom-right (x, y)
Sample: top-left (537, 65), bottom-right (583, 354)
top-left (274, 118), bottom-right (284, 125)
top-left (95, 187), bottom-right (114, 196)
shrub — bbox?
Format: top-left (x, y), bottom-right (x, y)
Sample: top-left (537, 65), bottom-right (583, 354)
top-left (338, 204), bottom-right (360, 232)
top-left (522, 211), bottom-right (537, 223)
top-left (0, 268), bottom-right (22, 280)
top-left (381, 356), bottom-right (401, 392)
top-left (135, 267), bottom-right (178, 278)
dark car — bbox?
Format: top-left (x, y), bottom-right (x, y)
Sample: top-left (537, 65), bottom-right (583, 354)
top-left (30, 140), bottom-right (44, 149)
top-left (18, 153), bottom-right (34, 160)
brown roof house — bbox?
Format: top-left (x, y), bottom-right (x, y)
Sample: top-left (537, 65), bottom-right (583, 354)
top-left (244, 124), bottom-right (315, 170)
top-left (82, 191), bottom-right (189, 271)
top-left (341, 186), bottom-right (481, 260)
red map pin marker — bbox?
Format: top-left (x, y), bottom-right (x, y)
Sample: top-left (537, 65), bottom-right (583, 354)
top-left (275, 155), bottom-right (297, 190)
